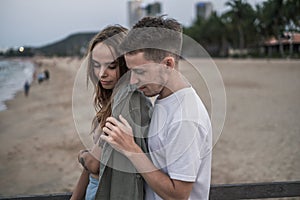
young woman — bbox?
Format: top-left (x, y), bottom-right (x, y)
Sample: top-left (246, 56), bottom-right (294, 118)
top-left (71, 25), bottom-right (152, 200)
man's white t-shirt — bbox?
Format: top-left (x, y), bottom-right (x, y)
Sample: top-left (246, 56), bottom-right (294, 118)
top-left (145, 87), bottom-right (212, 200)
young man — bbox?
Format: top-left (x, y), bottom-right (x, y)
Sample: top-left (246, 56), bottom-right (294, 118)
top-left (100, 16), bottom-right (212, 200)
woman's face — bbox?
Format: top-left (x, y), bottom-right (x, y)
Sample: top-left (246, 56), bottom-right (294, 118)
top-left (92, 42), bottom-right (120, 90)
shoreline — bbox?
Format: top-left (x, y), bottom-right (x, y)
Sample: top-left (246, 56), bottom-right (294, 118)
top-left (0, 56), bottom-right (85, 196)
top-left (0, 58), bottom-right (35, 112)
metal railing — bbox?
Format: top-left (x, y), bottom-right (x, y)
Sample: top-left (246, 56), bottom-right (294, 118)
top-left (209, 181), bottom-right (300, 199)
top-left (0, 181), bottom-right (299, 200)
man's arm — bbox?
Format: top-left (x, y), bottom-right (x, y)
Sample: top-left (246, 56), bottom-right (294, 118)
top-left (101, 115), bottom-right (194, 200)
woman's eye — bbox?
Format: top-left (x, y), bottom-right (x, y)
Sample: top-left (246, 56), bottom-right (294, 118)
top-left (93, 62), bottom-right (101, 68)
top-left (108, 62), bottom-right (117, 69)
top-left (108, 65), bottom-right (117, 69)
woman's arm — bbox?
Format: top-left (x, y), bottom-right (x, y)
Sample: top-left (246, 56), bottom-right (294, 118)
top-left (70, 169), bottom-right (89, 200)
top-left (79, 123), bottom-right (103, 174)
top-left (82, 143), bottom-right (101, 175)
top-left (70, 134), bottom-right (102, 199)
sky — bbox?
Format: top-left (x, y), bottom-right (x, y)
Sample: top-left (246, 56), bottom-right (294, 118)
top-left (0, 0), bottom-right (265, 51)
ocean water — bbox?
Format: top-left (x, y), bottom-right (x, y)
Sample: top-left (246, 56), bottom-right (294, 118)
top-left (0, 59), bottom-right (35, 111)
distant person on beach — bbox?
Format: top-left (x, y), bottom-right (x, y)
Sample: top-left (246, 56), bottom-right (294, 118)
top-left (70, 25), bottom-right (152, 200)
top-left (44, 69), bottom-right (50, 80)
top-left (37, 72), bottom-right (45, 84)
top-left (24, 81), bottom-right (30, 97)
top-left (37, 69), bottom-right (49, 84)
top-left (99, 16), bottom-right (212, 200)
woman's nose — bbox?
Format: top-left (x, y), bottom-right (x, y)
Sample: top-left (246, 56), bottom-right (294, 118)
top-left (99, 67), bottom-right (107, 77)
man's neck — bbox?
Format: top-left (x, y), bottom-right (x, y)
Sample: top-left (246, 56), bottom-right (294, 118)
top-left (158, 71), bottom-right (190, 99)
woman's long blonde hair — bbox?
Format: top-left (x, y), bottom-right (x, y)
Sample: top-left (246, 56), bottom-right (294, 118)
top-left (87, 25), bottom-right (128, 131)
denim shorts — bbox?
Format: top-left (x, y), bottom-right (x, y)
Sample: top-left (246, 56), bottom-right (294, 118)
top-left (85, 174), bottom-right (99, 200)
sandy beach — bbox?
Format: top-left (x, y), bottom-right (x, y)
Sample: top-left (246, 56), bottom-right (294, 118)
top-left (0, 57), bottom-right (299, 197)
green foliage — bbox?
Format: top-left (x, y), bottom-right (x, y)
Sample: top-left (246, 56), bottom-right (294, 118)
top-left (184, 0), bottom-right (300, 57)
top-left (3, 47), bottom-right (34, 57)
top-left (184, 12), bottom-right (228, 56)
top-left (35, 32), bottom-right (97, 57)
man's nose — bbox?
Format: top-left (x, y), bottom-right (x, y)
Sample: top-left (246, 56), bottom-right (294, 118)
top-left (130, 72), bottom-right (138, 85)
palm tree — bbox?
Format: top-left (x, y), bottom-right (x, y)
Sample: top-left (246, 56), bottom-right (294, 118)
top-left (260, 0), bottom-right (287, 57)
top-left (285, 0), bottom-right (300, 56)
top-left (224, 0), bottom-right (255, 55)
top-left (183, 12), bottom-right (229, 57)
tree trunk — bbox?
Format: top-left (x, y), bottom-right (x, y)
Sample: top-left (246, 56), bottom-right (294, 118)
top-left (220, 35), bottom-right (227, 57)
top-left (277, 34), bottom-right (284, 57)
top-left (238, 25), bottom-right (245, 56)
top-left (268, 46), bottom-right (272, 58)
top-left (289, 32), bottom-right (293, 57)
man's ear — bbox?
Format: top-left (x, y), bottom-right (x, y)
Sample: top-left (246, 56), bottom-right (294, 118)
top-left (162, 56), bottom-right (175, 69)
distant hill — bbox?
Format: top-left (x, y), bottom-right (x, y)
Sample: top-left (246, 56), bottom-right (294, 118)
top-left (34, 32), bottom-right (97, 57)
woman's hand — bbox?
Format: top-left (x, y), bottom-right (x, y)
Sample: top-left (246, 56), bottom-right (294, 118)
top-left (77, 149), bottom-right (99, 174)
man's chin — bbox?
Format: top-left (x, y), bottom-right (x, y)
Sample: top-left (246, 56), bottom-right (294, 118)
top-left (138, 87), bottom-right (158, 97)
top-left (143, 91), bottom-right (157, 97)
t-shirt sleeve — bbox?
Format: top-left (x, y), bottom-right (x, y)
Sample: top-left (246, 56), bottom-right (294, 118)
top-left (164, 121), bottom-right (209, 182)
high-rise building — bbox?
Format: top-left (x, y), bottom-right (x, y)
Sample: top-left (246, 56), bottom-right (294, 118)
top-left (128, 1), bottom-right (162, 27)
top-left (145, 2), bottom-right (162, 16)
top-left (128, 0), bottom-right (145, 28)
top-left (196, 1), bottom-right (213, 19)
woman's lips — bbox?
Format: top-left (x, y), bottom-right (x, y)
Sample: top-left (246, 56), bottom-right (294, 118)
top-left (101, 81), bottom-right (112, 85)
